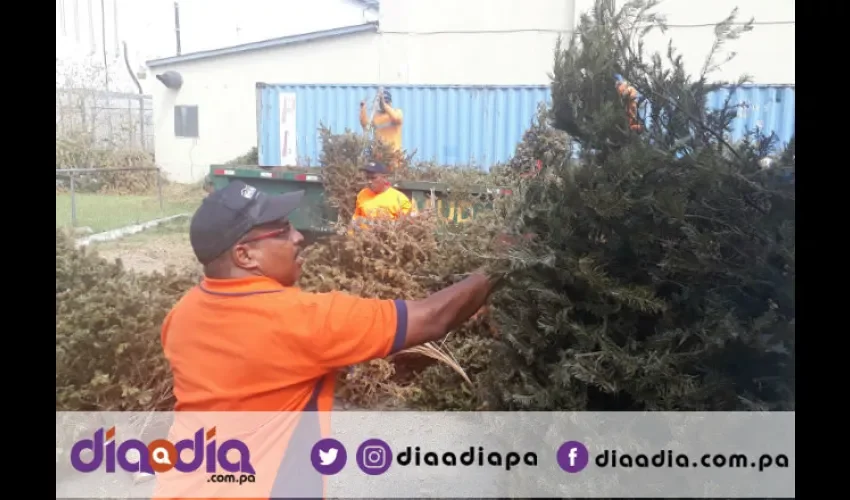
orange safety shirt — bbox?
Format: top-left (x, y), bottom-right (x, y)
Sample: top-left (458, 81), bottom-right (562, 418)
top-left (353, 186), bottom-right (412, 221)
top-left (616, 81), bottom-right (642, 131)
top-left (154, 275), bottom-right (408, 500)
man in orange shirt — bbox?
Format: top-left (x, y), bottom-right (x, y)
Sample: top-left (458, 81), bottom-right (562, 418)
top-left (155, 180), bottom-right (494, 499)
top-left (615, 74), bottom-right (642, 132)
top-left (360, 90), bottom-right (403, 169)
top-left (351, 161), bottom-right (413, 229)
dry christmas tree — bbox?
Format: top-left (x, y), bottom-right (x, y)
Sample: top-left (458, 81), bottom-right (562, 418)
top-left (298, 203), bottom-right (507, 408)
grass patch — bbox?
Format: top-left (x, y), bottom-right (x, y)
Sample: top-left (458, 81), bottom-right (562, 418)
top-left (56, 189), bottom-right (202, 233)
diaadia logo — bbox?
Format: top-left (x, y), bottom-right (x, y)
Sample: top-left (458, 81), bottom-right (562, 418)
top-left (70, 427), bottom-right (256, 475)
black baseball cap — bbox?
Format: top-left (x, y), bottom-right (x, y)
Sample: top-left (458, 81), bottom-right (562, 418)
top-left (189, 180), bottom-right (304, 265)
top-left (361, 161), bottom-right (389, 174)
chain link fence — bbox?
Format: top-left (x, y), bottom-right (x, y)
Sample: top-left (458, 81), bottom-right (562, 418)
top-left (56, 168), bottom-right (205, 235)
top-left (56, 89), bottom-right (153, 152)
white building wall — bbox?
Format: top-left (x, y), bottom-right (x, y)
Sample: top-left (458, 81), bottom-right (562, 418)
top-left (150, 32), bottom-right (379, 183)
top-left (377, 0), bottom-right (574, 85)
top-left (374, 0), bottom-right (795, 85)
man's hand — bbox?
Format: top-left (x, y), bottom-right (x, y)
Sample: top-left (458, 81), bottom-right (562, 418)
top-left (471, 304), bottom-right (489, 321)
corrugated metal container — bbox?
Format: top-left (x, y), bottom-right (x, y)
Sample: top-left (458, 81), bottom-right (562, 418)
top-left (707, 85), bottom-right (795, 148)
top-left (257, 84), bottom-right (550, 168)
top-left (257, 83), bottom-right (794, 169)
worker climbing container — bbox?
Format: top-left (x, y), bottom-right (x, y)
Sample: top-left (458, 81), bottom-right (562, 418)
top-left (208, 166), bottom-right (511, 235)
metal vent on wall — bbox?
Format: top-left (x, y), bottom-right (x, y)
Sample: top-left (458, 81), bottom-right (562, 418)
top-left (156, 71), bottom-right (184, 90)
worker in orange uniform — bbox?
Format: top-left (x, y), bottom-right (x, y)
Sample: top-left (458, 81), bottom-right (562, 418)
top-left (351, 161), bottom-right (413, 229)
top-left (360, 89), bottom-right (403, 169)
top-left (615, 74), bottom-right (643, 132)
top-left (153, 180), bottom-right (495, 499)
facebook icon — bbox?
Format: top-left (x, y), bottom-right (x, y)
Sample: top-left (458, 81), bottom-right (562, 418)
top-left (557, 441), bottom-right (590, 473)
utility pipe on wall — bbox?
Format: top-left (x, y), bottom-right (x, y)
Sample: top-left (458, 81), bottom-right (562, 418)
top-left (174, 1), bottom-right (182, 55)
top-left (87, 0), bottom-right (95, 55)
top-left (73, 0), bottom-right (80, 43)
top-left (123, 41), bottom-right (146, 150)
top-left (113, 0), bottom-right (119, 57)
top-left (566, 0), bottom-right (576, 35)
top-left (100, 0), bottom-right (109, 91)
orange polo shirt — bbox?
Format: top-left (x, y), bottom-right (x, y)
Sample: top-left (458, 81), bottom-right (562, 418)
top-left (154, 275), bottom-right (408, 500)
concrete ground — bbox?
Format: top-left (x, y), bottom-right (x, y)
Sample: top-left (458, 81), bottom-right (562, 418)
top-left (87, 217), bottom-right (200, 275)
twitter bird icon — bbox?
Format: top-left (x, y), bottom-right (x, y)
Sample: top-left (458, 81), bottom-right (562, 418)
top-left (319, 447), bottom-right (338, 465)
top-left (311, 438), bottom-right (348, 475)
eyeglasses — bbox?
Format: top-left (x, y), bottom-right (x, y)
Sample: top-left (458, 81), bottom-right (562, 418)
top-left (238, 225), bottom-right (290, 245)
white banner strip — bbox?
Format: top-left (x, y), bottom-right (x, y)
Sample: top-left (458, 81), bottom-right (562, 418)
top-left (56, 411), bottom-right (794, 498)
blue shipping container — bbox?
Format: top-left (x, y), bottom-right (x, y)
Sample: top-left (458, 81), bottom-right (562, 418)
top-left (256, 83), bottom-right (795, 170)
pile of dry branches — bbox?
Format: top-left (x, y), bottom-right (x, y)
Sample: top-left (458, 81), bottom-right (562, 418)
top-left (300, 126), bottom-right (533, 408)
top-left (297, 210), bottom-right (502, 407)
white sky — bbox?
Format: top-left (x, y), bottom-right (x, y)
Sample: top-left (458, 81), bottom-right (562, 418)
top-left (56, 0), bottom-right (366, 67)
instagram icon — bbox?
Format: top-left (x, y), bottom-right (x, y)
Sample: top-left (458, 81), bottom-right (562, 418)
top-left (355, 439), bottom-right (393, 475)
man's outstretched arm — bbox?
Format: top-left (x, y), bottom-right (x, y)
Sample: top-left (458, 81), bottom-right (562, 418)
top-left (285, 272), bottom-right (497, 373)
top-left (403, 273), bottom-right (493, 348)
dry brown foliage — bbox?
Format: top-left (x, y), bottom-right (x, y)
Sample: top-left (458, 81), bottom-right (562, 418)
top-left (508, 103), bottom-right (570, 175)
top-left (317, 125), bottom-right (412, 221)
top-left (297, 191), bottom-right (514, 408)
top-left (294, 125), bottom-right (545, 409)
top-left (56, 229), bottom-right (201, 412)
top-left (56, 133), bottom-right (162, 194)
top-left (334, 359), bottom-right (418, 409)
